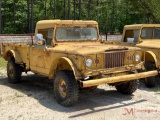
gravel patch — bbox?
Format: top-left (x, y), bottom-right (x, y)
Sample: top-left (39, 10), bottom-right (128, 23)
top-left (0, 69), bottom-right (160, 120)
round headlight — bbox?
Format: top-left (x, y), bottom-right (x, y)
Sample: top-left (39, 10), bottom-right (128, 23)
top-left (86, 58), bottom-right (92, 67)
top-left (135, 54), bottom-right (140, 62)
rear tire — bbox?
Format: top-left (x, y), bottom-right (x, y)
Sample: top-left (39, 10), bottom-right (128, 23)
top-left (7, 58), bottom-right (22, 84)
top-left (115, 80), bottom-right (139, 95)
top-left (53, 70), bottom-right (79, 107)
top-left (144, 61), bottom-right (156, 88)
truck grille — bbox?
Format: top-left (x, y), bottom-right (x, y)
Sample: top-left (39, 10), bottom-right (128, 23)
top-left (105, 51), bottom-right (125, 68)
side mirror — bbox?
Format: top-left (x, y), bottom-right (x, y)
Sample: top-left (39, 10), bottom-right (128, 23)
top-left (100, 35), bottom-right (106, 42)
top-left (36, 33), bottom-right (43, 40)
top-left (36, 34), bottom-right (45, 45)
top-left (36, 33), bottom-right (48, 51)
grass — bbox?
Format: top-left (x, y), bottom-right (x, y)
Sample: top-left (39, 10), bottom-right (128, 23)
top-left (14, 92), bottom-right (24, 97)
top-left (0, 57), bottom-right (7, 68)
top-left (154, 87), bottom-right (160, 92)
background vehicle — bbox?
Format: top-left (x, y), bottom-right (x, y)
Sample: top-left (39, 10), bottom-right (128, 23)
top-left (120, 24), bottom-right (160, 87)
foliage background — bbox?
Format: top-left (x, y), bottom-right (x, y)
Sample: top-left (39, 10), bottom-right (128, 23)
top-left (0, 0), bottom-right (160, 34)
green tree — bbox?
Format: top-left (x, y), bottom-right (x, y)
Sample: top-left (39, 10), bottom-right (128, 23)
top-left (1, 0), bottom-right (160, 34)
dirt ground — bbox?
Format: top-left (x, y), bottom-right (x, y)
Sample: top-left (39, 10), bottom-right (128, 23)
top-left (0, 69), bottom-right (160, 120)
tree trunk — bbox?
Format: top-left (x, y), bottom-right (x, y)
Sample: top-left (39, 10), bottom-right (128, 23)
top-left (31, 0), bottom-right (34, 33)
top-left (88, 0), bottom-right (91, 19)
top-left (54, 0), bottom-right (56, 19)
top-left (68, 0), bottom-right (70, 19)
top-left (50, 0), bottom-right (52, 17)
top-left (96, 0), bottom-right (99, 21)
top-left (110, 0), bottom-right (115, 34)
top-left (13, 0), bottom-right (16, 32)
top-left (73, 0), bottom-right (76, 20)
top-left (27, 0), bottom-right (30, 33)
top-left (78, 0), bottom-right (81, 20)
top-left (64, 0), bottom-right (66, 19)
top-left (44, 0), bottom-right (47, 19)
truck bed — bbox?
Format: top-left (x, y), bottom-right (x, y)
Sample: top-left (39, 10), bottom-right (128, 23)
top-left (0, 34), bottom-right (34, 55)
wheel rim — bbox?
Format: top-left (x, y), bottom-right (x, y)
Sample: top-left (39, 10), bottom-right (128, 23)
top-left (8, 64), bottom-right (14, 78)
top-left (58, 79), bottom-right (67, 98)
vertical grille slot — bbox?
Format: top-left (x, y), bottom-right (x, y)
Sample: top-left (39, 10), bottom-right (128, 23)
top-left (105, 51), bottom-right (125, 68)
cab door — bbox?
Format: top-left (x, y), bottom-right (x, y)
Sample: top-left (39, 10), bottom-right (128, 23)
top-left (29, 45), bottom-right (52, 75)
top-left (29, 29), bottom-right (53, 75)
top-left (30, 46), bottom-right (45, 68)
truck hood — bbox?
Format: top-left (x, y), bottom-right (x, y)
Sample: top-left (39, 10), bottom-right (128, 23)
top-left (136, 40), bottom-right (160, 49)
top-left (48, 42), bottom-right (141, 55)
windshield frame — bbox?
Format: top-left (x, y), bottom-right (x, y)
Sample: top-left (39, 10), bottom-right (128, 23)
top-left (54, 25), bottom-right (99, 42)
top-left (123, 29), bottom-right (140, 44)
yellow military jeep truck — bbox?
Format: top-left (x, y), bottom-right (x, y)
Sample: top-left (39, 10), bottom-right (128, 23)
top-left (1, 20), bottom-right (158, 107)
top-left (119, 24), bottom-right (160, 87)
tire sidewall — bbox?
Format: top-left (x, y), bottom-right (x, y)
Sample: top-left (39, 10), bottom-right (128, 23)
top-left (53, 70), bottom-right (78, 107)
top-left (116, 80), bottom-right (139, 94)
top-left (144, 61), bottom-right (156, 87)
top-left (54, 72), bottom-right (70, 103)
top-left (7, 58), bottom-right (22, 84)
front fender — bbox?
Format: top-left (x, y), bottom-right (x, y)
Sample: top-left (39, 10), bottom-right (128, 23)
top-left (4, 50), bottom-right (23, 63)
top-left (145, 51), bottom-right (157, 67)
top-left (49, 57), bottom-right (82, 80)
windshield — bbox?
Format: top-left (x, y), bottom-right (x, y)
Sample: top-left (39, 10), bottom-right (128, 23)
top-left (56, 27), bottom-right (98, 41)
top-left (141, 27), bottom-right (160, 39)
top-left (124, 29), bottom-right (139, 43)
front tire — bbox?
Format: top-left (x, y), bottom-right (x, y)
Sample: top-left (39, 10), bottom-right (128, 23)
top-left (53, 70), bottom-right (79, 107)
top-left (115, 80), bottom-right (139, 95)
top-left (144, 61), bottom-right (156, 88)
top-left (7, 58), bottom-right (22, 84)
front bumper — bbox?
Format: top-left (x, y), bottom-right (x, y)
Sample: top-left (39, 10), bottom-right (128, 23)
top-left (80, 70), bottom-right (158, 88)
